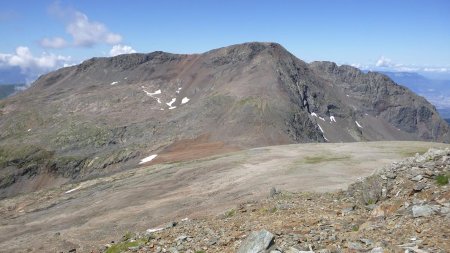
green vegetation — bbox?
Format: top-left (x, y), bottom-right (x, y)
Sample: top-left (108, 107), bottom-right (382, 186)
top-left (105, 239), bottom-right (146, 253)
top-left (436, 174), bottom-right (449, 186)
top-left (235, 96), bottom-right (268, 113)
top-left (399, 147), bottom-right (429, 158)
top-left (54, 122), bottom-right (112, 149)
top-left (351, 225), bottom-right (359, 232)
top-left (0, 144), bottom-right (54, 168)
top-left (303, 155), bottom-right (351, 164)
top-left (366, 199), bottom-right (375, 205)
top-left (105, 232), bottom-right (148, 253)
top-left (224, 208), bottom-right (236, 218)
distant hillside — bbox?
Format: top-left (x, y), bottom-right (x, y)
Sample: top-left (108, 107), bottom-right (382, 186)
top-left (382, 71), bottom-right (450, 110)
top-left (0, 67), bottom-right (27, 84)
top-left (0, 84), bottom-right (19, 99)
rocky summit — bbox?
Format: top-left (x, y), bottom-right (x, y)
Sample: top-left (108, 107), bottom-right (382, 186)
top-left (0, 42), bottom-right (449, 198)
top-left (101, 148), bottom-right (450, 253)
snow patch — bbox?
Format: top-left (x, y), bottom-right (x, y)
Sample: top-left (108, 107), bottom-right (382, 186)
top-left (27, 129), bottom-right (31, 132)
top-left (176, 87), bottom-right (182, 94)
top-left (330, 116), bottom-right (336, 122)
top-left (319, 117), bottom-right (325, 121)
top-left (146, 227), bottom-right (165, 233)
top-left (124, 77), bottom-right (128, 80)
top-left (143, 90), bottom-right (152, 96)
top-left (149, 89), bottom-right (161, 96)
top-left (181, 97), bottom-right (190, 104)
top-left (311, 112), bottom-right (317, 117)
top-left (65, 185), bottom-right (82, 194)
top-left (156, 98), bottom-right (161, 104)
top-left (168, 106), bottom-right (176, 110)
top-left (139, 154), bottom-right (158, 164)
top-left (166, 98), bottom-right (176, 107)
top-left (355, 121), bottom-right (363, 128)
top-left (318, 124), bottom-right (324, 133)
top-left (111, 81), bottom-right (119, 85)
top-left (346, 94), bottom-right (349, 97)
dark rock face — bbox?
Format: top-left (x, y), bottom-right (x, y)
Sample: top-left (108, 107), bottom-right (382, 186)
top-left (0, 42), bottom-right (448, 197)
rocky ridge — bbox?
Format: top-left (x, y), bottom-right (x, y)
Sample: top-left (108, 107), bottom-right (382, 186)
top-left (103, 148), bottom-right (450, 253)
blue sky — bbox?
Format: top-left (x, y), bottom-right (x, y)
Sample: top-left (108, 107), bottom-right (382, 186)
top-left (1, 0), bottom-right (449, 80)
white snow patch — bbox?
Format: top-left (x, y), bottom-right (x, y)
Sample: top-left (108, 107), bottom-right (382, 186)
top-left (143, 90), bottom-right (152, 96)
top-left (346, 94), bottom-right (349, 97)
top-left (160, 108), bottom-right (164, 111)
top-left (311, 112), bottom-right (317, 117)
top-left (166, 98), bottom-right (176, 107)
top-left (319, 117), bottom-right (325, 121)
top-left (330, 116), bottom-right (336, 122)
top-left (181, 217), bottom-right (189, 222)
top-left (168, 106), bottom-right (176, 110)
top-left (318, 124), bottom-right (324, 133)
top-left (143, 89), bottom-right (163, 104)
top-left (65, 185), bottom-right (82, 194)
top-left (181, 97), bottom-right (190, 104)
top-left (355, 121), bottom-right (363, 128)
top-left (146, 227), bottom-right (165, 233)
top-left (149, 89), bottom-right (161, 96)
top-left (124, 77), bottom-right (128, 80)
top-left (176, 87), bottom-right (182, 93)
top-left (27, 129), bottom-right (31, 132)
top-left (139, 154), bottom-right (158, 164)
top-left (111, 81), bottom-right (119, 85)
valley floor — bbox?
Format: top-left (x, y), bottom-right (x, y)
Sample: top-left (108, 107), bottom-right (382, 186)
top-left (0, 141), bottom-right (449, 252)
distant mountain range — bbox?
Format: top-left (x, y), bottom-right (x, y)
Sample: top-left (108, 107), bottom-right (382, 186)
top-left (0, 66), bottom-right (27, 84)
top-left (0, 67), bottom-right (27, 99)
top-left (0, 84), bottom-right (26, 99)
top-left (381, 71), bottom-right (450, 118)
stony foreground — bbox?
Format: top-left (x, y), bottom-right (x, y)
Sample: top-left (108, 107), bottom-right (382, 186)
top-left (103, 148), bottom-right (450, 253)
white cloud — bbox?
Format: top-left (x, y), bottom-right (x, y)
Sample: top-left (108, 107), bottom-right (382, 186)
top-left (423, 67), bottom-right (449, 73)
top-left (375, 56), bottom-right (393, 67)
top-left (67, 12), bottom-right (122, 47)
top-left (0, 46), bottom-right (72, 83)
top-left (372, 56), bottom-right (434, 73)
top-left (45, 2), bottom-right (122, 48)
top-left (109, 44), bottom-right (136, 56)
top-left (39, 37), bottom-right (67, 49)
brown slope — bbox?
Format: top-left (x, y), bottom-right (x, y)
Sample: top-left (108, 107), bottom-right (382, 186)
top-left (0, 42), bottom-right (448, 198)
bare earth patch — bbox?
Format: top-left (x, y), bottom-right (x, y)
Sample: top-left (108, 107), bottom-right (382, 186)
top-left (0, 141), bottom-right (449, 252)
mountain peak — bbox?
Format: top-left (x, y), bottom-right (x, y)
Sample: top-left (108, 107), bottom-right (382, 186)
top-left (1, 42), bottom-right (449, 199)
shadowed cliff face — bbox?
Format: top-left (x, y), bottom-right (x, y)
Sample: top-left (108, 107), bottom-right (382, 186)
top-left (0, 42), bottom-right (448, 197)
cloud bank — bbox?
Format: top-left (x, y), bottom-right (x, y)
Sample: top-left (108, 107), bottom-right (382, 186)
top-left (40, 2), bottom-right (122, 48)
top-left (39, 37), bottom-right (67, 49)
top-left (351, 56), bottom-right (450, 76)
top-left (0, 46), bottom-right (71, 83)
top-left (109, 44), bottom-right (136, 56)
